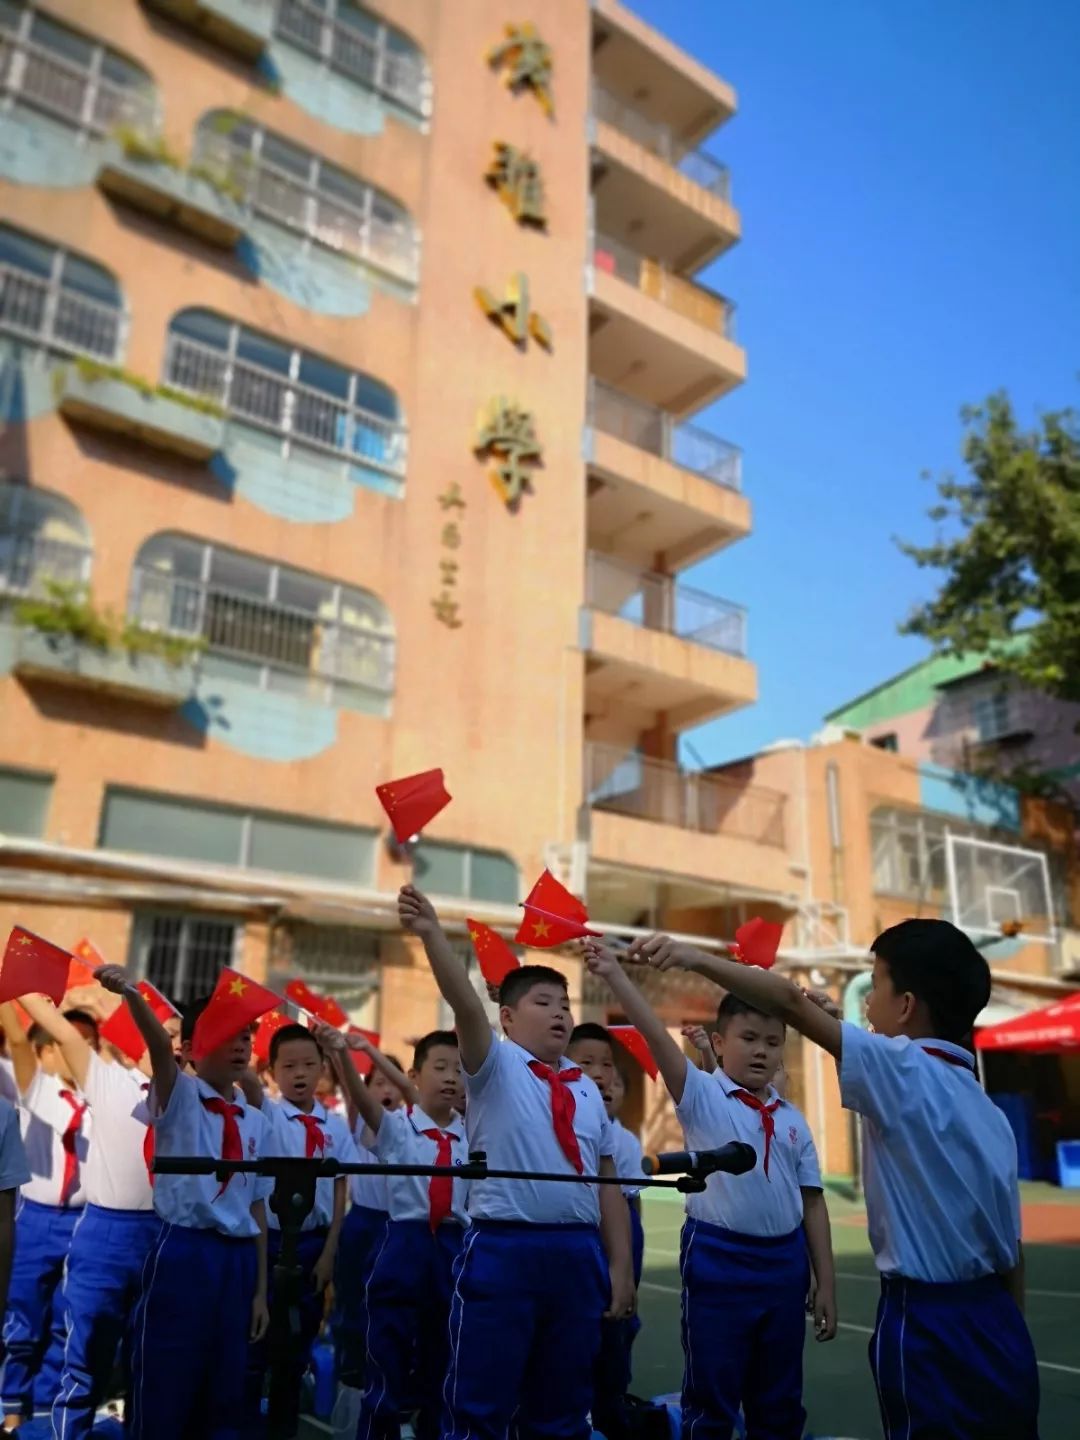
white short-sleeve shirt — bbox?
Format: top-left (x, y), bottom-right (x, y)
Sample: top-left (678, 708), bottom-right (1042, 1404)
top-left (18, 1069), bottom-right (91, 1209)
top-left (350, 1123), bottom-right (389, 1213)
top-left (840, 1024), bottom-right (1020, 1281)
top-left (81, 1053), bottom-right (153, 1211)
top-left (0, 1056), bottom-right (18, 1106)
top-left (0, 1098), bottom-right (30, 1192)
top-left (464, 1038), bottom-right (614, 1225)
top-left (262, 1097), bottom-right (357, 1230)
top-left (609, 1119), bottom-right (644, 1198)
top-left (675, 1060), bottom-right (820, 1237)
top-left (374, 1105), bottom-right (469, 1226)
top-left (149, 1070), bottom-right (272, 1239)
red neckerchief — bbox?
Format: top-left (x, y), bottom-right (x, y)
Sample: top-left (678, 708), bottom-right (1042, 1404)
top-left (57, 1090), bottom-right (88, 1207)
top-left (292, 1111), bottom-right (326, 1158)
top-left (527, 1061), bottom-right (584, 1174)
top-left (731, 1089), bottom-right (781, 1178)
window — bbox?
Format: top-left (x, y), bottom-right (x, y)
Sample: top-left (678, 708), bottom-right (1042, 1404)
top-left (128, 533), bottom-right (395, 708)
top-left (274, 0), bottom-right (429, 120)
top-left (870, 807), bottom-right (955, 902)
top-left (412, 842), bottom-right (519, 904)
top-left (870, 733), bottom-right (898, 753)
top-left (269, 923), bottom-right (380, 996)
top-left (129, 911), bottom-right (239, 1005)
top-left (0, 481), bottom-right (91, 598)
top-left (0, 223), bottom-right (124, 359)
top-left (162, 308), bottom-right (405, 474)
top-left (192, 112), bottom-right (418, 284)
top-left (972, 689), bottom-right (1013, 744)
top-left (100, 787), bottom-right (378, 884)
top-left (0, 766), bottom-right (52, 837)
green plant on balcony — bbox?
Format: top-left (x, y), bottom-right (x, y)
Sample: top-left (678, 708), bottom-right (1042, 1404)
top-left (14, 582), bottom-right (205, 668)
top-left (50, 360), bottom-right (227, 420)
top-left (188, 161), bottom-right (249, 206)
top-left (110, 123), bottom-right (184, 170)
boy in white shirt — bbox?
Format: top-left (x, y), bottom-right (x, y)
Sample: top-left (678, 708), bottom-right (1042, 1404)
top-left (584, 943), bottom-right (835, 1440)
top-left (399, 885), bottom-right (634, 1440)
top-left (0, 1000), bottom-right (95, 1427)
top-left (94, 967), bottom-right (273, 1440)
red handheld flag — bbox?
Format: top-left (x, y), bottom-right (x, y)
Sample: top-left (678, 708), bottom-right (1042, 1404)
top-left (284, 980), bottom-right (348, 1028)
top-left (515, 870), bottom-right (599, 949)
top-left (467, 919), bottom-right (520, 987)
top-left (191, 968), bottom-right (280, 1061)
top-left (100, 982), bottom-right (179, 1064)
top-left (0, 927), bottom-right (73, 1006)
top-left (610, 1025), bottom-right (659, 1081)
top-left (376, 768), bottom-right (451, 844)
top-left (731, 918), bottom-right (783, 971)
top-left (253, 1010), bottom-right (290, 1066)
top-left (346, 1027), bottom-right (381, 1078)
top-left (68, 937), bottom-right (105, 991)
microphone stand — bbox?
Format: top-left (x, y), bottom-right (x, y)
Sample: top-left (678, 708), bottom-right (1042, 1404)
top-left (151, 1153), bottom-right (718, 1438)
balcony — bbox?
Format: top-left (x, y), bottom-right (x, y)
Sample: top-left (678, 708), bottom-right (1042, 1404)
top-left (13, 627), bottom-right (196, 707)
top-left (582, 551), bottom-right (755, 728)
top-left (0, 263), bottom-right (124, 363)
top-left (589, 233), bottom-right (745, 413)
top-left (141, 0), bottom-right (273, 61)
top-left (584, 741), bottom-right (796, 897)
top-left (97, 148), bottom-right (246, 249)
top-left (0, 29), bottom-right (157, 138)
top-left (53, 365), bottom-right (226, 461)
top-left (274, 0), bottom-right (430, 121)
top-left (586, 380), bottom-right (749, 568)
top-left (591, 87), bottom-right (739, 273)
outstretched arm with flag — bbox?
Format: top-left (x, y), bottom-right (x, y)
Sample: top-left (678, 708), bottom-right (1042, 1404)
top-left (95, 965), bottom-right (180, 1105)
top-left (16, 994), bottom-right (95, 1091)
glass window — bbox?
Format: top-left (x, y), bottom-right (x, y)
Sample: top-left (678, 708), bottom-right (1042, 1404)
top-left (59, 254), bottom-right (122, 307)
top-left (0, 224), bottom-right (123, 360)
top-left (0, 226), bottom-right (54, 279)
top-left (168, 308), bottom-right (230, 349)
top-left (469, 850), bottom-right (520, 904)
top-left (273, 1), bottom-right (428, 118)
top-left (0, 768), bottom-right (52, 838)
top-left (412, 842), bottom-right (519, 902)
top-left (133, 912), bottom-right (238, 1005)
top-left (248, 814), bottom-right (375, 883)
top-left (100, 790), bottom-right (245, 867)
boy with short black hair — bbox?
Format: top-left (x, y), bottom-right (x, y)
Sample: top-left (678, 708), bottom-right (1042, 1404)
top-left (584, 945), bottom-right (835, 1440)
top-left (94, 967), bottom-right (274, 1440)
top-left (399, 885), bottom-right (634, 1440)
top-left (630, 916), bottom-right (1039, 1440)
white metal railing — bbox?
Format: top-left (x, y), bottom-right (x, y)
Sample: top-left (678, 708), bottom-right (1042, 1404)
top-left (586, 551), bottom-right (747, 657)
top-left (0, 533), bottom-right (91, 598)
top-left (585, 741), bottom-right (787, 848)
top-left (592, 86), bottom-right (730, 201)
top-left (588, 380), bottom-right (742, 491)
top-left (190, 130), bottom-right (418, 283)
top-left (129, 565), bottom-right (395, 702)
top-left (592, 231), bottom-right (736, 340)
top-left (0, 261), bottom-right (124, 360)
top-left (274, 0), bottom-right (429, 118)
top-left (0, 29), bottom-right (157, 137)
top-left (162, 332), bottom-right (406, 473)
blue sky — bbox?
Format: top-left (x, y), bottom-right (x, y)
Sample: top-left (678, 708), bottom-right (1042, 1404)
top-left (626, 0), bottom-right (1080, 765)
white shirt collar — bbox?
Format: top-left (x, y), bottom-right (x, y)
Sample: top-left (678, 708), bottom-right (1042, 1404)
top-left (503, 1037), bottom-right (578, 1074)
top-left (279, 1097), bottom-right (328, 1123)
top-left (193, 1075), bottom-right (248, 1113)
top-left (406, 1103), bottom-right (463, 1138)
top-left (713, 1065), bottom-right (784, 1105)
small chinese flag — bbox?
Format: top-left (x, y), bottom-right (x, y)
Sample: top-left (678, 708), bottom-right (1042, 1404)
top-left (253, 1010), bottom-right (290, 1066)
top-left (284, 980), bottom-right (348, 1028)
top-left (730, 918), bottom-right (783, 971)
top-left (346, 1027), bottom-right (381, 1078)
top-left (191, 968), bottom-right (280, 1061)
top-left (0, 927), bottom-right (73, 1006)
top-left (467, 919), bottom-right (520, 988)
top-left (376, 768), bottom-right (451, 845)
top-left (515, 870), bottom-right (600, 948)
top-left (68, 937), bottom-right (105, 991)
top-left (100, 982), bottom-right (179, 1064)
top-left (610, 1025), bottom-right (659, 1081)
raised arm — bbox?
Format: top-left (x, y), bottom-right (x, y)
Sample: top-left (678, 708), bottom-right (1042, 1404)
top-left (681, 1023), bottom-right (718, 1075)
top-left (18, 994), bottom-right (93, 1091)
top-left (94, 966), bottom-right (179, 1107)
top-left (583, 942), bottom-right (689, 1103)
top-left (314, 1024), bottom-right (389, 1137)
top-left (344, 1032), bottom-right (418, 1108)
top-left (628, 936), bottom-right (842, 1059)
top-left (398, 886), bottom-right (491, 1074)
top-left (0, 1002), bottom-right (38, 1096)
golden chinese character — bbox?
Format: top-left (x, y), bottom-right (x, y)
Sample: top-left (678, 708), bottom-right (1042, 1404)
top-left (475, 272), bottom-right (552, 350)
top-left (432, 592), bottom-right (463, 629)
top-left (475, 398), bottom-right (542, 510)
top-left (488, 23), bottom-right (553, 115)
top-left (438, 482), bottom-right (467, 513)
top-left (439, 558), bottom-right (460, 585)
top-left (485, 142), bottom-right (546, 226)
top-left (441, 522), bottom-right (462, 550)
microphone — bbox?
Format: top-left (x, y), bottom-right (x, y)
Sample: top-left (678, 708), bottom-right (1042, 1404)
top-left (641, 1141), bottom-right (756, 1179)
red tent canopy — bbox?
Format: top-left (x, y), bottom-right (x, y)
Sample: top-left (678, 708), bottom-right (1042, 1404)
top-left (975, 992), bottom-right (1080, 1053)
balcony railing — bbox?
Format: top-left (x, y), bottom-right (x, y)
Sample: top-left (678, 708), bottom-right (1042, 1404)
top-left (588, 380), bottom-right (742, 492)
top-left (586, 551), bottom-right (746, 657)
top-left (129, 565), bottom-right (395, 703)
top-left (592, 87), bottom-right (730, 201)
top-left (190, 130), bottom-right (419, 283)
top-left (275, 0), bottom-right (429, 119)
top-left (586, 741), bottom-right (786, 848)
top-left (0, 30), bottom-right (157, 137)
top-left (0, 534), bottom-right (91, 599)
top-left (592, 232), bottom-right (736, 340)
top-left (162, 333), bottom-right (407, 473)
top-left (0, 262), bottom-right (124, 361)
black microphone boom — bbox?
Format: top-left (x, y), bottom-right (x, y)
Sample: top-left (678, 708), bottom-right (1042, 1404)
top-left (641, 1141), bottom-right (756, 1179)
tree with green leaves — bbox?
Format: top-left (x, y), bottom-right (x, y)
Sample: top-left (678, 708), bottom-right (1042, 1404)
top-left (899, 391), bottom-right (1080, 704)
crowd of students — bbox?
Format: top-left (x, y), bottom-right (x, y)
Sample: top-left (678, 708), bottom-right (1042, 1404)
top-left (0, 884), bottom-right (1041, 1440)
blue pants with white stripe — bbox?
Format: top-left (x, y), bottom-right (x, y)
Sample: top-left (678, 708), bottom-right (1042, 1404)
top-left (51, 1204), bottom-right (161, 1440)
top-left (440, 1221), bottom-right (609, 1440)
top-left (680, 1218), bottom-right (808, 1440)
top-left (870, 1273), bottom-right (1040, 1439)
top-left (127, 1222), bottom-right (257, 1440)
top-left (358, 1219), bottom-right (464, 1440)
top-left (1, 1198), bottom-right (81, 1420)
